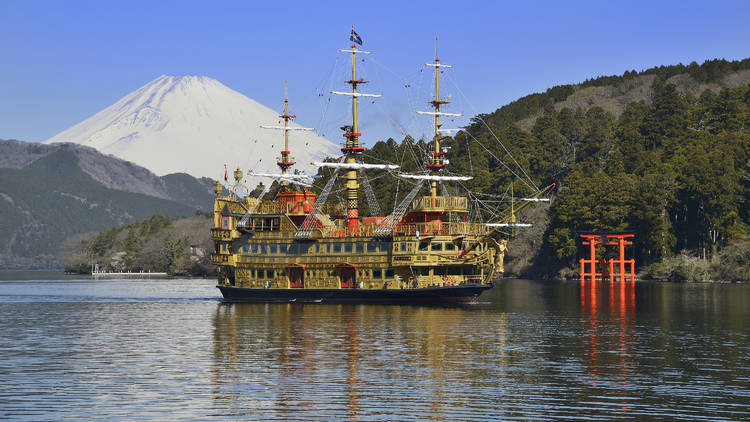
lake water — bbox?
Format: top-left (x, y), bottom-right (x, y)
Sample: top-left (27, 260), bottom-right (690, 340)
top-left (0, 273), bottom-right (748, 420)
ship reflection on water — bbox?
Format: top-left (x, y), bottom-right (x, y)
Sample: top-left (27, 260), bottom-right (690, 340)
top-left (210, 302), bottom-right (505, 419)
top-left (208, 280), bottom-right (750, 420)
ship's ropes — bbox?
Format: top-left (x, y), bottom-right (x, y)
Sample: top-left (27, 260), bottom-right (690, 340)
top-left (237, 182), bottom-right (273, 230)
top-left (373, 180), bottom-right (425, 237)
top-left (445, 73), bottom-right (539, 194)
top-left (362, 173), bottom-right (382, 216)
top-left (294, 162), bottom-right (343, 239)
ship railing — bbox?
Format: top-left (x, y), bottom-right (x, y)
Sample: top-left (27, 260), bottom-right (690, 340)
top-left (245, 200), bottom-right (318, 215)
top-left (253, 201), bottom-right (280, 214)
top-left (210, 228), bottom-right (232, 240)
top-left (393, 222), bottom-right (488, 237)
top-left (211, 254), bottom-right (229, 264)
top-left (465, 275), bottom-right (484, 285)
top-left (411, 196), bottom-right (468, 212)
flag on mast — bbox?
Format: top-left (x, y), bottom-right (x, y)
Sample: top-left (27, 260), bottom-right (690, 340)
top-left (350, 28), bottom-right (363, 45)
top-left (224, 164), bottom-right (228, 182)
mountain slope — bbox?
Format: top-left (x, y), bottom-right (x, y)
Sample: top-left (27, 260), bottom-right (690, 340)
top-left (478, 58), bottom-right (750, 131)
top-left (0, 139), bottom-right (214, 211)
top-left (44, 75), bottom-right (339, 181)
top-left (0, 147), bottom-right (205, 268)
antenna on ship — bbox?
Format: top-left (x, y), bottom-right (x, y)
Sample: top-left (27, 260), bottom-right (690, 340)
top-left (416, 37), bottom-right (463, 198)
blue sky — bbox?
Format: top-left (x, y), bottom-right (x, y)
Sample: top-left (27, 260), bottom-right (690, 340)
top-left (1, 0), bottom-right (749, 144)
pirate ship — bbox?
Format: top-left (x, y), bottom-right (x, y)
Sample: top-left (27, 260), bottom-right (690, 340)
top-left (211, 33), bottom-right (551, 303)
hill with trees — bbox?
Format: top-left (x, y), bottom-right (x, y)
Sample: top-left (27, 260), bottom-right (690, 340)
top-left (62, 213), bottom-right (214, 276)
top-left (312, 58), bottom-right (750, 280)
top-left (0, 140), bottom-right (215, 268)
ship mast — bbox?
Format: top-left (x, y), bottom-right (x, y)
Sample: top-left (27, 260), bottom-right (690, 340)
top-left (259, 82), bottom-right (313, 190)
top-left (279, 81), bottom-right (293, 190)
top-left (419, 38), bottom-right (462, 198)
top-left (331, 28), bottom-right (382, 235)
top-left (345, 41), bottom-right (362, 235)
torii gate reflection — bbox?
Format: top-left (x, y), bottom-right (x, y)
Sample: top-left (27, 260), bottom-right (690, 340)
top-left (579, 277), bottom-right (636, 390)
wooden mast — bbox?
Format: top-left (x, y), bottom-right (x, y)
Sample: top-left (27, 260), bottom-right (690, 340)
top-left (421, 38), bottom-right (461, 197)
top-left (431, 38), bottom-right (442, 197)
top-left (333, 28), bottom-right (381, 235)
top-left (278, 81), bottom-right (294, 190)
top-left (344, 38), bottom-right (361, 235)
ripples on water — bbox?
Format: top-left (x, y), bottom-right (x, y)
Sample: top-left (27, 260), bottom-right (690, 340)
top-left (0, 275), bottom-right (748, 420)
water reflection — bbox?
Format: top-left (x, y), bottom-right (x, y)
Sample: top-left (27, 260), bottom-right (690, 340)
top-left (579, 280), bottom-right (637, 413)
top-left (211, 303), bottom-right (511, 419)
top-left (1, 277), bottom-right (748, 420)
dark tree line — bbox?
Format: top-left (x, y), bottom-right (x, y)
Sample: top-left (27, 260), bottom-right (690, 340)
top-left (307, 62), bottom-right (749, 278)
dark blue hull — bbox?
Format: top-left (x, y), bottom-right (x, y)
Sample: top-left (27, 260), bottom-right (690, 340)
top-left (217, 284), bottom-right (493, 304)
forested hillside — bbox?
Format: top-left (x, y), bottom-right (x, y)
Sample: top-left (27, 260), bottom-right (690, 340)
top-left (310, 58), bottom-right (750, 280)
top-left (63, 214), bottom-right (214, 276)
top-left (0, 141), bottom-right (215, 268)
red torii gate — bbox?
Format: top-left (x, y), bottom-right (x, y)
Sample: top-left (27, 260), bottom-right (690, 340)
top-left (579, 232), bottom-right (635, 282)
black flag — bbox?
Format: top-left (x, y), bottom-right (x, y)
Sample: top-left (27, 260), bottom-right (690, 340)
top-left (350, 28), bottom-right (363, 45)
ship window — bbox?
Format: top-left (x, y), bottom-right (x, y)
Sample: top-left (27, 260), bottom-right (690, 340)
top-left (420, 267), bottom-right (430, 276)
top-left (315, 244), bottom-right (321, 253)
top-left (250, 269), bottom-right (255, 278)
top-left (373, 269), bottom-right (382, 278)
top-left (431, 243), bottom-right (443, 251)
top-left (266, 269), bottom-right (274, 278)
top-left (381, 242), bottom-right (390, 252)
top-left (444, 242), bottom-right (456, 251)
top-left (344, 243), bottom-right (353, 253)
top-left (289, 244), bottom-right (298, 254)
top-left (435, 266), bottom-right (446, 276)
top-left (419, 241), bottom-right (430, 251)
top-left (464, 266), bottom-right (475, 275)
top-left (356, 243), bottom-right (364, 253)
top-left (243, 244), bottom-right (249, 253)
top-left (299, 243), bottom-right (310, 254)
top-left (279, 244), bottom-right (288, 254)
top-left (401, 242), bottom-right (407, 252)
top-left (221, 216), bottom-right (230, 230)
top-left (448, 266), bottom-right (461, 276)
top-left (272, 217), bottom-right (280, 231)
top-left (385, 269), bottom-right (395, 278)
top-left (333, 243), bottom-right (342, 253)
top-left (221, 243), bottom-right (227, 253)
top-left (235, 244), bottom-right (242, 253)
top-left (251, 244), bottom-right (258, 253)
top-left (367, 242), bottom-right (377, 253)
top-left (260, 244), bottom-right (267, 254)
top-left (270, 244), bottom-right (278, 254)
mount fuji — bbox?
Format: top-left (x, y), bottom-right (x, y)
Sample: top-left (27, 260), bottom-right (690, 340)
top-left (45, 75), bottom-right (339, 182)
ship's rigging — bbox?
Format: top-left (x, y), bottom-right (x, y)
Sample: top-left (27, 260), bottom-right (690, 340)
top-left (236, 32), bottom-right (553, 239)
top-left (211, 29), bottom-right (555, 303)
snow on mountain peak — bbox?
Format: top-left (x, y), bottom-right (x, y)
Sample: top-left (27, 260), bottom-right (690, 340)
top-left (45, 75), bottom-right (339, 182)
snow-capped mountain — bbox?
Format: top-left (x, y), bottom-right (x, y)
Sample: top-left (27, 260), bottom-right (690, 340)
top-left (45, 75), bottom-right (339, 182)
